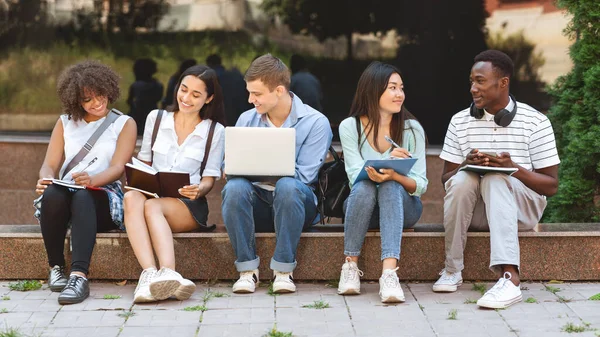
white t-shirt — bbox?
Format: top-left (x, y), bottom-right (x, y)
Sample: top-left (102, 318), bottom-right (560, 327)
top-left (59, 113), bottom-right (130, 180)
top-left (137, 109), bottom-right (225, 185)
top-left (440, 100), bottom-right (560, 170)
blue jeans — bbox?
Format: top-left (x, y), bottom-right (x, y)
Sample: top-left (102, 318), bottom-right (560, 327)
top-left (221, 177), bottom-right (317, 273)
top-left (343, 180), bottom-right (423, 260)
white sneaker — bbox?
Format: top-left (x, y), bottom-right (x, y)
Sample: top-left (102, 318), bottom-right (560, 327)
top-left (379, 268), bottom-right (405, 303)
top-left (338, 257), bottom-right (364, 295)
top-left (432, 269), bottom-right (463, 292)
top-left (232, 269), bottom-right (259, 294)
top-left (272, 271), bottom-right (296, 293)
top-left (149, 267), bottom-right (195, 301)
top-left (174, 278), bottom-right (197, 301)
top-left (133, 267), bottom-right (158, 303)
top-left (477, 272), bottom-right (522, 309)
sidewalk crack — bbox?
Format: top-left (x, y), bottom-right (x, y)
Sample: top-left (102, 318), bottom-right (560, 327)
top-left (406, 283), bottom-right (439, 337)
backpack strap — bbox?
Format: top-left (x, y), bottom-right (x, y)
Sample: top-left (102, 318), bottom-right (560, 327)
top-left (355, 115), bottom-right (363, 159)
top-left (61, 109), bottom-right (122, 179)
top-left (199, 120), bottom-right (217, 177)
top-left (150, 109), bottom-right (165, 164)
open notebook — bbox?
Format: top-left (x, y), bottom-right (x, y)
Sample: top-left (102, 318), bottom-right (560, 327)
top-left (124, 158), bottom-right (190, 198)
top-left (459, 165), bottom-right (518, 176)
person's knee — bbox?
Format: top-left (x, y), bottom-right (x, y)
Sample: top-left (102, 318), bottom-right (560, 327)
top-left (348, 180), bottom-right (377, 204)
top-left (71, 189), bottom-right (95, 209)
top-left (379, 180), bottom-right (406, 195)
top-left (143, 198), bottom-right (162, 219)
top-left (123, 191), bottom-right (145, 212)
top-left (480, 173), bottom-right (510, 190)
top-left (446, 171), bottom-right (479, 195)
top-left (273, 177), bottom-right (299, 200)
top-left (40, 184), bottom-right (69, 208)
top-left (222, 178), bottom-right (253, 203)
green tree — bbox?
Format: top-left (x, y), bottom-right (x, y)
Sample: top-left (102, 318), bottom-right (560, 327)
top-left (544, 0), bottom-right (600, 222)
top-left (261, 0), bottom-right (396, 61)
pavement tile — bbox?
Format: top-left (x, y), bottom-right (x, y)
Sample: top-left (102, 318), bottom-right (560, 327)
top-left (201, 307), bottom-right (274, 325)
top-left (120, 326), bottom-right (198, 337)
top-left (276, 307), bottom-right (349, 323)
top-left (125, 309), bottom-right (202, 326)
top-left (276, 320), bottom-right (355, 337)
top-left (37, 327), bottom-right (121, 337)
top-left (51, 310), bottom-right (126, 327)
top-left (197, 323), bottom-right (274, 337)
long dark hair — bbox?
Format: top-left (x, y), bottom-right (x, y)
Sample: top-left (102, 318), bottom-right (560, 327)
top-left (169, 64), bottom-right (226, 126)
top-left (349, 61), bottom-right (418, 153)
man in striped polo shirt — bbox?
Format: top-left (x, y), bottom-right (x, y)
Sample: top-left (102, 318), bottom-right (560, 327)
top-left (433, 50), bottom-right (560, 309)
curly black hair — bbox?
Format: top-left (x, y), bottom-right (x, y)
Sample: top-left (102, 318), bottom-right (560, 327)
top-left (474, 50), bottom-right (514, 79)
top-left (56, 60), bottom-right (120, 121)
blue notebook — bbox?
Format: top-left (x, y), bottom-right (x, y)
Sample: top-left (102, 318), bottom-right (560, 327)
top-left (354, 158), bottom-right (418, 184)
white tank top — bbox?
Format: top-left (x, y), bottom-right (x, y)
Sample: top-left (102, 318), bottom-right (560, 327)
top-left (59, 114), bottom-right (130, 180)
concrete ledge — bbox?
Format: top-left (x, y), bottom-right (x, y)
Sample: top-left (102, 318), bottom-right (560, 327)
top-left (1, 223), bottom-right (599, 282)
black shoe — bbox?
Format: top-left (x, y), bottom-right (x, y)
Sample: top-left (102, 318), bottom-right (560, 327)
top-left (48, 265), bottom-right (68, 292)
top-left (58, 275), bottom-right (89, 305)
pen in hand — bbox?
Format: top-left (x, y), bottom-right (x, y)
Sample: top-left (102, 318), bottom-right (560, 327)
top-left (384, 135), bottom-right (412, 158)
top-left (74, 157), bottom-right (98, 175)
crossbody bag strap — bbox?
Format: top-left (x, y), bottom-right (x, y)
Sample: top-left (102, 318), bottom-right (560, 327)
top-left (61, 109), bottom-right (123, 179)
top-left (199, 120), bottom-right (217, 177)
top-left (149, 109), bottom-right (165, 164)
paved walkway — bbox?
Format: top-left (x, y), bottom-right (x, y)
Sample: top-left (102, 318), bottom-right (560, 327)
top-left (1, 281), bottom-right (599, 337)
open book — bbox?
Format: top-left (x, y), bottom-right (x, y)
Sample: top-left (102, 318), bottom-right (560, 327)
top-left (42, 178), bottom-right (103, 191)
top-left (124, 158), bottom-right (190, 198)
top-left (459, 165), bottom-right (518, 175)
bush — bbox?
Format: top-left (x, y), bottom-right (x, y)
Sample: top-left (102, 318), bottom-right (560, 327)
top-left (543, 0), bottom-right (600, 222)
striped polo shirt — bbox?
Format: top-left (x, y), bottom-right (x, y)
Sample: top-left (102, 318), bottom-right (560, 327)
top-left (440, 100), bottom-right (560, 171)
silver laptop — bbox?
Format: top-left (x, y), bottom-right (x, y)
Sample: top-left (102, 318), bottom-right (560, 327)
top-left (224, 127), bottom-right (296, 177)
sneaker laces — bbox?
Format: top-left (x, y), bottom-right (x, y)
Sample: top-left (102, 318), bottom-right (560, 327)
top-left (381, 268), bottom-right (400, 289)
top-left (274, 272), bottom-right (294, 284)
top-left (438, 269), bottom-right (458, 283)
top-left (64, 275), bottom-right (83, 291)
top-left (484, 272), bottom-right (513, 299)
top-left (342, 259), bottom-right (364, 283)
top-left (136, 268), bottom-right (156, 291)
top-left (237, 271), bottom-right (257, 285)
top-left (51, 266), bottom-right (65, 279)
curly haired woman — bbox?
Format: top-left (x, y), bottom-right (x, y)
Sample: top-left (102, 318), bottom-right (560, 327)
top-left (34, 60), bottom-right (137, 304)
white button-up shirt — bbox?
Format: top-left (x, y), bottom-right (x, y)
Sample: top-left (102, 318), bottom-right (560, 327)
top-left (138, 109), bottom-right (225, 185)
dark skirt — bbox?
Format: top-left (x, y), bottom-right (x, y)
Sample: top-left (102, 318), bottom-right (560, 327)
top-left (179, 197), bottom-right (210, 227)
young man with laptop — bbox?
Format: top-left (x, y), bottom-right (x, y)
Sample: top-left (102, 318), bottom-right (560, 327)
top-left (221, 54), bottom-right (333, 294)
top-left (434, 50), bottom-right (560, 309)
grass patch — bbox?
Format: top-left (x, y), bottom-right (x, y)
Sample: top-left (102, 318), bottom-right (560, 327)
top-left (447, 309), bottom-right (458, 320)
top-left (418, 304), bottom-right (424, 311)
top-left (302, 300), bottom-right (330, 309)
top-left (525, 297), bottom-right (538, 303)
top-left (212, 291), bottom-right (229, 298)
top-left (183, 305), bottom-right (208, 312)
top-left (117, 311), bottom-right (136, 319)
top-left (103, 294), bottom-right (121, 300)
top-left (0, 308), bottom-right (8, 314)
top-left (472, 283), bottom-right (486, 295)
top-left (267, 282), bottom-right (278, 296)
top-left (589, 293), bottom-right (600, 301)
top-left (464, 298), bottom-right (477, 304)
top-left (263, 327), bottom-right (293, 337)
top-left (544, 285), bottom-right (561, 294)
top-left (0, 327), bottom-right (31, 337)
top-left (8, 280), bottom-right (42, 292)
top-left (1, 296), bottom-right (9, 301)
top-left (326, 279), bottom-right (339, 288)
top-left (561, 322), bottom-right (592, 333)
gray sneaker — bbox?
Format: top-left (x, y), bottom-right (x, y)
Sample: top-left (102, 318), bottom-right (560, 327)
top-left (48, 265), bottom-right (68, 292)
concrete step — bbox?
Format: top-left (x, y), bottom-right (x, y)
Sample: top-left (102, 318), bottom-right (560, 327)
top-left (2, 223), bottom-right (599, 282)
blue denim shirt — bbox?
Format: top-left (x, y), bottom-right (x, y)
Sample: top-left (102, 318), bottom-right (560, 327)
top-left (235, 93), bottom-right (333, 186)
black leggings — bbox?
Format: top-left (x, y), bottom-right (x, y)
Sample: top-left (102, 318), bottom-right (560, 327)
top-left (39, 184), bottom-right (117, 275)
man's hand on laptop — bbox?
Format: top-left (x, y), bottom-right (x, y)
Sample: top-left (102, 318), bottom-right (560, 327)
top-left (178, 184), bottom-right (201, 199)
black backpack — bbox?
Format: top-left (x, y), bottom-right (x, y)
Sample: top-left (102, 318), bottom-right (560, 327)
top-left (316, 145), bottom-right (350, 223)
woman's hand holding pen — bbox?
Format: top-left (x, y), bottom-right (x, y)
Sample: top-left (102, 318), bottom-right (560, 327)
top-left (365, 166), bottom-right (395, 183)
top-left (179, 184), bottom-right (202, 200)
top-left (390, 147), bottom-right (411, 159)
top-left (72, 172), bottom-right (94, 187)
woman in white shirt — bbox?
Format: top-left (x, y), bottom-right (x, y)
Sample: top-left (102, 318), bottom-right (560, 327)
top-left (34, 60), bottom-right (137, 305)
top-left (123, 65), bottom-right (226, 303)
top-left (336, 62), bottom-right (428, 303)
